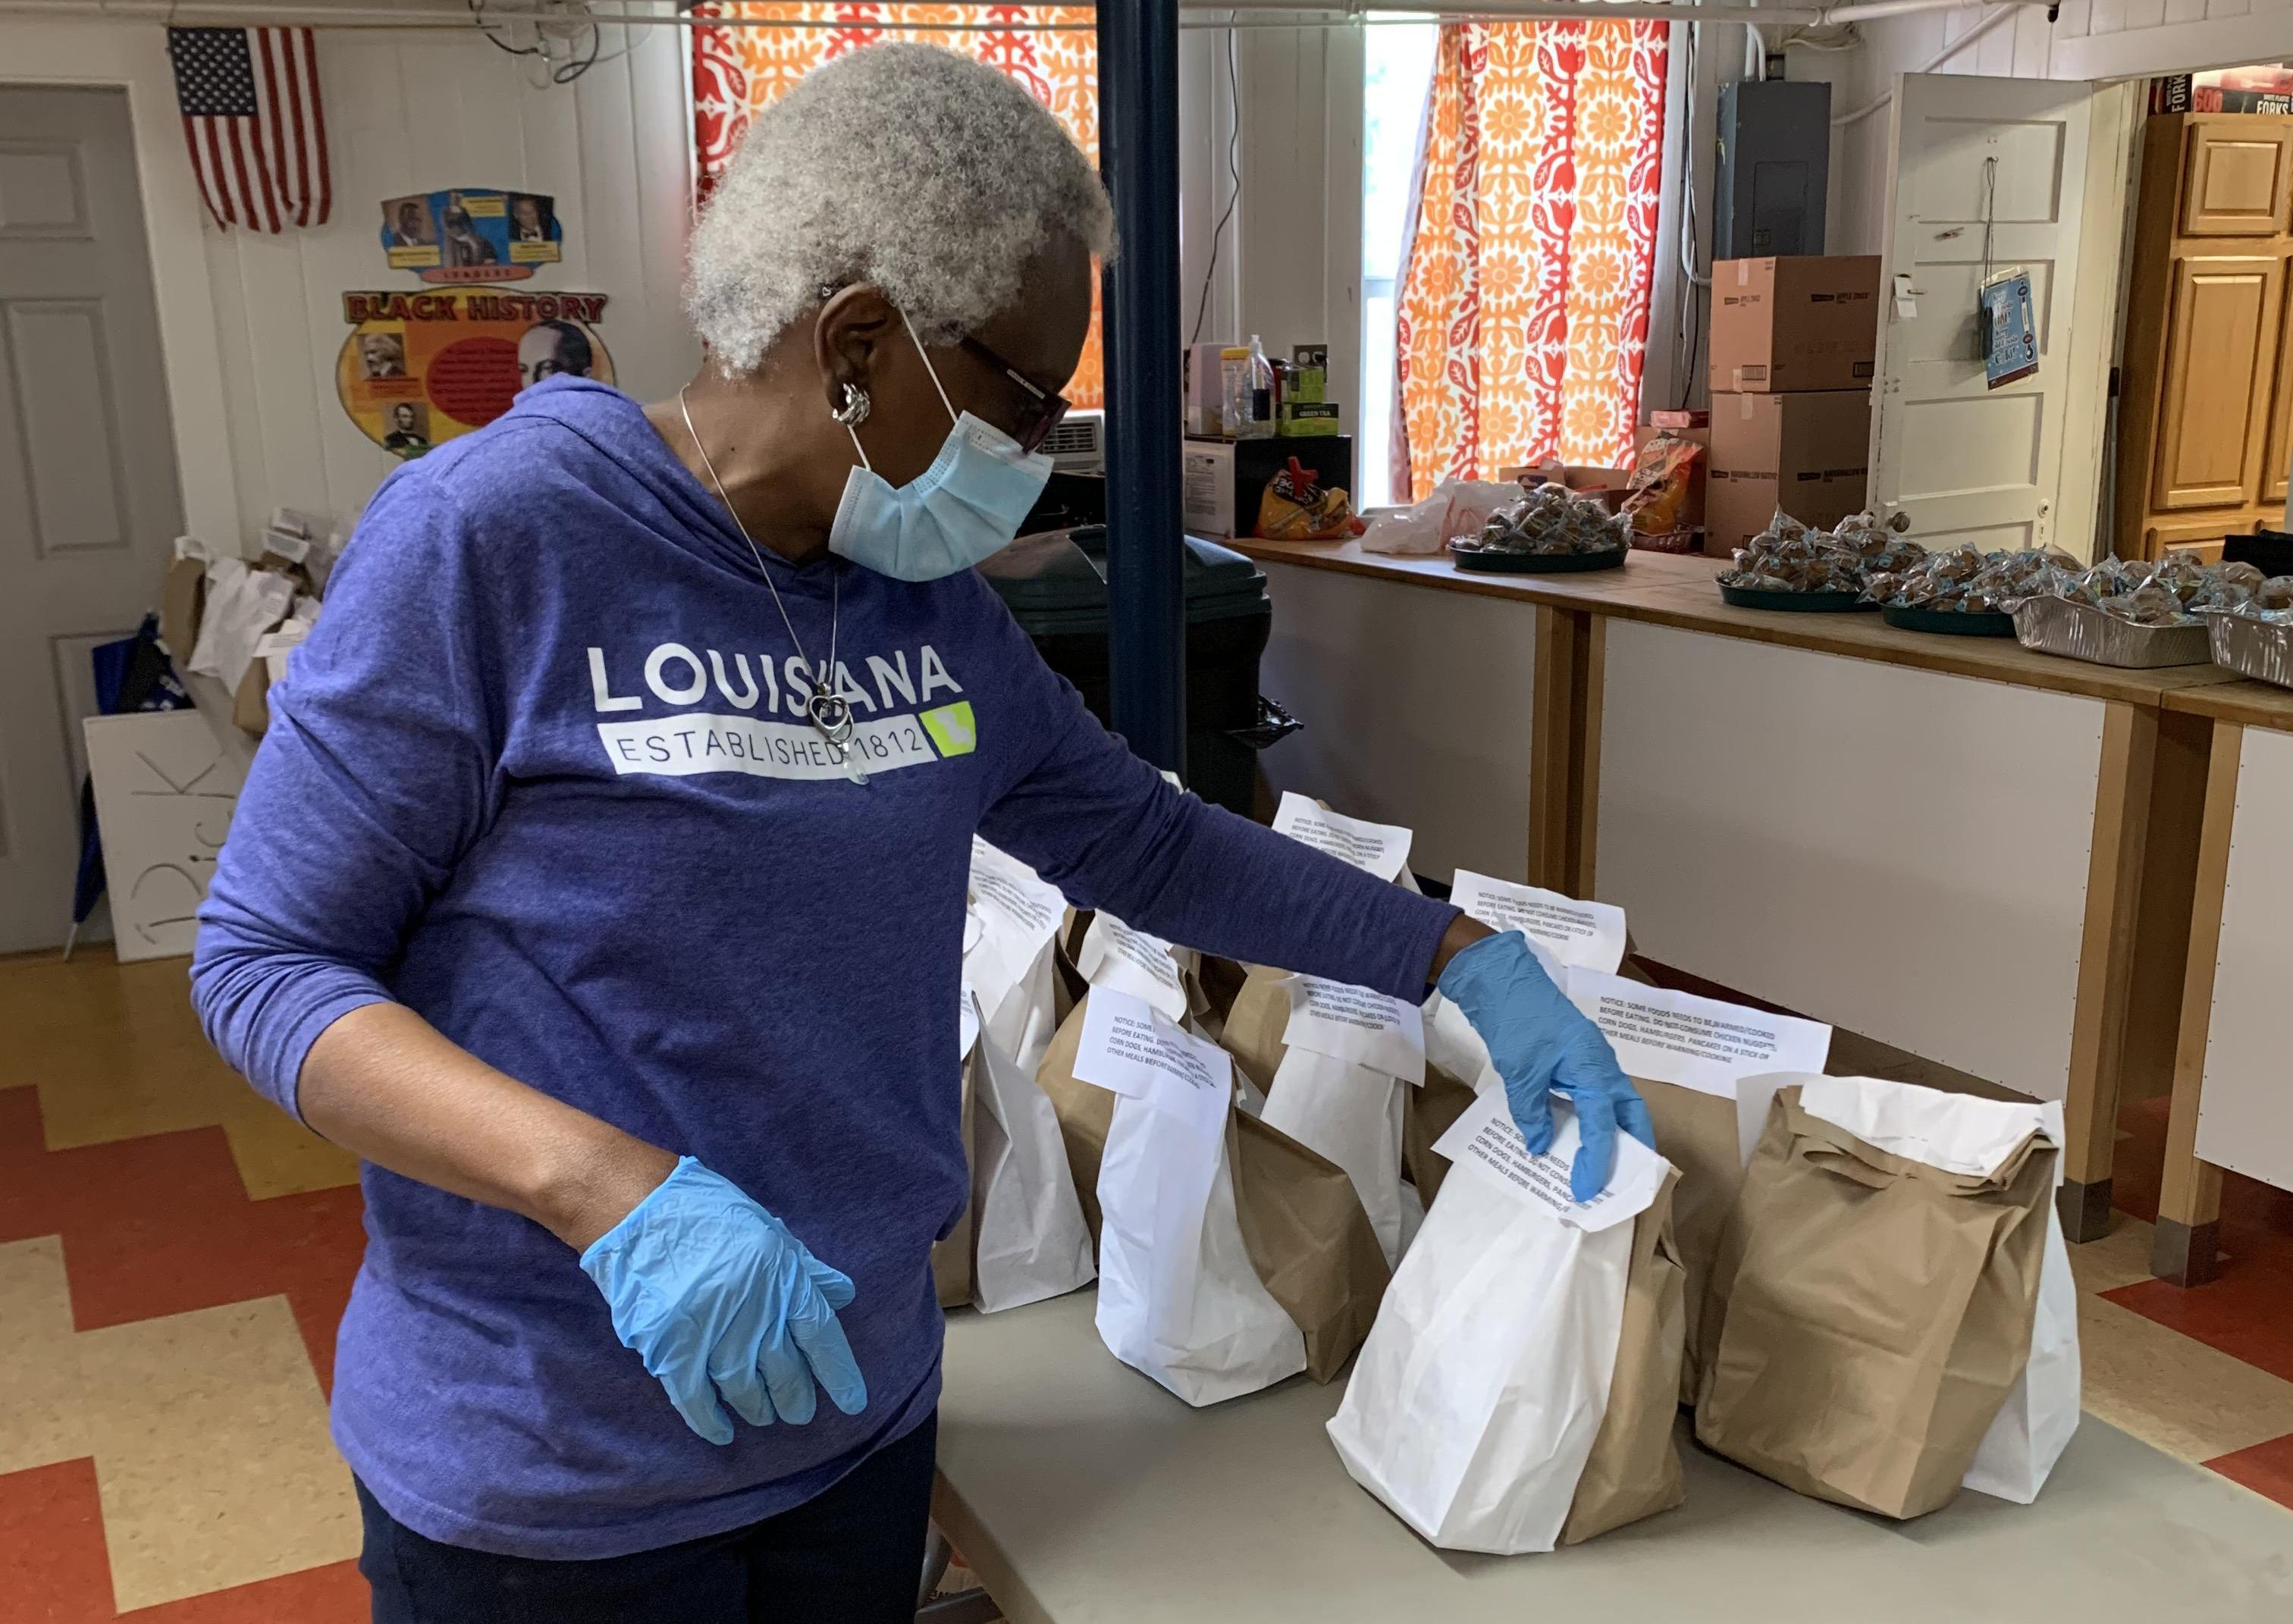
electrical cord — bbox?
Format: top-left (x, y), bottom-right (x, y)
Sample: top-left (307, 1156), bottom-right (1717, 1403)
top-left (1190, 27), bottom-right (1243, 347)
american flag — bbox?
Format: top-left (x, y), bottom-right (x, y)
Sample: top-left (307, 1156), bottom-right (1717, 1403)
top-left (166, 27), bottom-right (331, 234)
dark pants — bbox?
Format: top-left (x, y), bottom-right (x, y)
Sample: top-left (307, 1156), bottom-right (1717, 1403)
top-left (356, 1415), bottom-right (937, 1623)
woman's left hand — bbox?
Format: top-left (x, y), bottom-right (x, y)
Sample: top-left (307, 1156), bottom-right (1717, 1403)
top-left (1436, 930), bottom-right (1656, 1201)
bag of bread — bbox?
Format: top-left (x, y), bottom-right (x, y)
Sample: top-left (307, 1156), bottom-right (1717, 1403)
top-left (1037, 991), bottom-right (1389, 1400)
top-left (1694, 1078), bottom-right (2061, 1519)
top-left (1328, 1089), bottom-right (1683, 1552)
top-left (1561, 969), bottom-right (1830, 1401)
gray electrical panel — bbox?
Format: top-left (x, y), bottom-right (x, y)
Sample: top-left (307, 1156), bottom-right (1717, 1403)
top-left (1714, 79), bottom-right (1831, 259)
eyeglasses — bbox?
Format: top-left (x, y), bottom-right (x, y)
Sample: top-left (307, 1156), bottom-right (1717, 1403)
top-left (955, 334), bottom-right (1070, 454)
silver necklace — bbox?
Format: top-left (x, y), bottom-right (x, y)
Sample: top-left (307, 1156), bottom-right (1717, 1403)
top-left (678, 387), bottom-right (867, 785)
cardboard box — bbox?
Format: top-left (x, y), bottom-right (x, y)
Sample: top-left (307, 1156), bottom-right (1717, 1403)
top-left (1705, 390), bottom-right (1871, 556)
top-left (1183, 434), bottom-right (1354, 537)
top-left (1709, 256), bottom-right (1881, 393)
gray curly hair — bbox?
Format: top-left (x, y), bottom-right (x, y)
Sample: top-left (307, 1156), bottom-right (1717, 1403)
top-left (685, 43), bottom-right (1115, 376)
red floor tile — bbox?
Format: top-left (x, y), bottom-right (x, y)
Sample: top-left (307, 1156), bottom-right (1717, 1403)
top-left (0, 1089), bottom-right (366, 1389)
top-left (2207, 1432), bottom-right (2293, 1513)
top-left (0, 1459), bottom-right (114, 1624)
top-left (0, 1456), bottom-right (365, 1623)
top-left (2103, 1093), bottom-right (2293, 1383)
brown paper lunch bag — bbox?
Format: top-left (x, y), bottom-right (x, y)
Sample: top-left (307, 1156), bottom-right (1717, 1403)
top-left (1036, 995), bottom-right (1391, 1382)
top-left (1561, 1167), bottom-right (1689, 1544)
top-left (1639, 1078), bottom-right (1754, 1406)
top-left (930, 1046), bottom-right (982, 1309)
top-left (1693, 1086), bottom-right (2055, 1519)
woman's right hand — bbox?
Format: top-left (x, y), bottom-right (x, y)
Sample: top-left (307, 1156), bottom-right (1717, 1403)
top-left (579, 1157), bottom-right (869, 1444)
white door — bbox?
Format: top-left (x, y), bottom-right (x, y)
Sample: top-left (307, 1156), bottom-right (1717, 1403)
top-left (1870, 74), bottom-right (2133, 556)
top-left (0, 86), bottom-right (184, 953)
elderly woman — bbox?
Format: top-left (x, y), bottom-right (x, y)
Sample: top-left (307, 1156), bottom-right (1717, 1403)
top-left (192, 42), bottom-right (1648, 1622)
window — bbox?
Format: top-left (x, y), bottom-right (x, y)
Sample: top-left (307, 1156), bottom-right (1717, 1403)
top-left (1363, 20), bottom-right (1670, 502)
top-left (689, 4), bottom-right (1105, 408)
top-left (1360, 18), bottom-right (1442, 511)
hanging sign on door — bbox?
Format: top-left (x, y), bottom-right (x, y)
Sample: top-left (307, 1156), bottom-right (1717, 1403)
top-left (1979, 268), bottom-right (2038, 390)
top-left (337, 288), bottom-right (613, 459)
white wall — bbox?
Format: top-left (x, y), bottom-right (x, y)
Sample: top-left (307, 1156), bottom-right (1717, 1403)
top-left (7, 10), bottom-right (701, 553)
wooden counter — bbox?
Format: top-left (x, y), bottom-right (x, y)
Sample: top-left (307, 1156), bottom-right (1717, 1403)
top-left (1232, 537), bottom-right (2232, 1244)
top-left (2137, 677), bottom-right (2293, 1281)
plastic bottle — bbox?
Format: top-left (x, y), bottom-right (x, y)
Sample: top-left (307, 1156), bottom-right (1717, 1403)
top-left (1237, 336), bottom-right (1275, 439)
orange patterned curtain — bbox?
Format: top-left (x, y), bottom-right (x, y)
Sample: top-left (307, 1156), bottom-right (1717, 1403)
top-left (690, 5), bottom-right (1104, 408)
top-left (1396, 20), bottom-right (1669, 499)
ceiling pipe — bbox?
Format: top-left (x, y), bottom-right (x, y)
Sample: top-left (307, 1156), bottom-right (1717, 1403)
top-left (4, 0), bottom-right (2047, 33)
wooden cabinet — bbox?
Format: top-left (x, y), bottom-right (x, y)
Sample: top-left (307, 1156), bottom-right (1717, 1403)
top-left (2153, 256), bottom-right (2281, 509)
top-left (2117, 115), bottom-right (2293, 559)
top-left (2181, 122), bottom-right (2293, 236)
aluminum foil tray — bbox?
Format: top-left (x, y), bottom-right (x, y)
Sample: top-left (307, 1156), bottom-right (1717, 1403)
top-left (2012, 597), bottom-right (2211, 669)
top-left (2210, 611), bottom-right (2293, 690)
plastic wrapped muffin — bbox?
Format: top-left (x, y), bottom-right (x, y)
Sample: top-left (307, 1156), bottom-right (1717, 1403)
top-left (1463, 483), bottom-right (1629, 556)
top-left (1860, 544), bottom-right (2075, 613)
top-left (1716, 511), bottom-right (1867, 594)
top-left (2039, 556), bottom-right (2293, 625)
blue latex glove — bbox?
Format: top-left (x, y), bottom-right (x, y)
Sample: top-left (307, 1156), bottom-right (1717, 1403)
top-left (1437, 930), bottom-right (1657, 1202)
top-left (579, 1157), bottom-right (868, 1444)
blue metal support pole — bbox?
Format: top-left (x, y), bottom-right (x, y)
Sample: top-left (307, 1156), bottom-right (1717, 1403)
top-left (1096, 0), bottom-right (1188, 775)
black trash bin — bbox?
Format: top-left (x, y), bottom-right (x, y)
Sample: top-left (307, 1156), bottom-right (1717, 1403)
top-left (979, 525), bottom-right (1299, 817)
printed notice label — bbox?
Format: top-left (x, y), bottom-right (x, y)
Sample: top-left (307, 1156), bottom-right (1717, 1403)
top-left (1077, 912), bottom-right (1192, 1023)
top-left (598, 713), bottom-right (941, 781)
top-left (1284, 976), bottom-right (1426, 1085)
top-left (1564, 968), bottom-right (1832, 1100)
top-left (1433, 1088), bottom-right (1664, 1231)
top-left (1450, 870), bottom-right (1627, 973)
top-left (1272, 792), bottom-right (1413, 882)
top-left (1074, 989), bottom-right (1231, 1139)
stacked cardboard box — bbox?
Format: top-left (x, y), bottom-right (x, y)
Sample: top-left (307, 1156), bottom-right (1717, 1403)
top-left (1705, 256), bottom-right (1880, 557)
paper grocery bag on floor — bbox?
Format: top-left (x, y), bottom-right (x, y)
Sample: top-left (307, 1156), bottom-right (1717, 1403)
top-left (1694, 1079), bottom-right (2056, 1519)
top-left (1049, 991), bottom-right (1306, 1404)
top-left (1790, 1083), bottom-right (2080, 1505)
top-left (1562, 968), bottom-right (1832, 1403)
top-left (1328, 1091), bottom-right (1679, 1553)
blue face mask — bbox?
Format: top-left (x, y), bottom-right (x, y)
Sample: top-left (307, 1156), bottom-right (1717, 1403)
top-left (827, 314), bottom-right (1053, 582)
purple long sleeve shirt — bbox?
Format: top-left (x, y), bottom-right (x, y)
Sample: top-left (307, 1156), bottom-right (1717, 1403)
top-left (190, 378), bottom-right (1457, 1559)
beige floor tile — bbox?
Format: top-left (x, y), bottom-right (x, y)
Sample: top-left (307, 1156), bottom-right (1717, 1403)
top-left (2068, 1214), bottom-right (2160, 1296)
top-left (222, 1108), bottom-right (362, 1199)
top-left (2078, 1293), bottom-right (2293, 1464)
top-left (75, 1296), bottom-right (358, 1611)
top-left (0, 1236), bottom-right (89, 1475)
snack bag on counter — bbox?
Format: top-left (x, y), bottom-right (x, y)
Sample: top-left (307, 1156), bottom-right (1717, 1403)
top-left (1037, 992), bottom-right (1391, 1400)
top-left (1328, 1089), bottom-right (1685, 1552)
top-left (1254, 456), bottom-right (1365, 541)
top-left (1620, 431), bottom-right (1703, 553)
top-left (1694, 1078), bottom-right (2072, 1517)
top-left (1561, 970), bottom-right (1832, 1402)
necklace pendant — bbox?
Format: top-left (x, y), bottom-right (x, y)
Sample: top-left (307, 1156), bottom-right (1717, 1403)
top-left (807, 685), bottom-right (856, 747)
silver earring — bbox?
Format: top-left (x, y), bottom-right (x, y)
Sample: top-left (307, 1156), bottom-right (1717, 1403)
top-left (832, 384), bottom-right (871, 428)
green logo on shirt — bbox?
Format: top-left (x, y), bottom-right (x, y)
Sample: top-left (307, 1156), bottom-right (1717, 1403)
top-left (921, 702), bottom-right (977, 757)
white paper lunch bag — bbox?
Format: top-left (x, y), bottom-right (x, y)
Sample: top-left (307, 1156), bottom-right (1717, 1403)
top-left (967, 1015), bottom-right (1096, 1314)
top-left (1328, 1096), bottom-right (1655, 1554)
